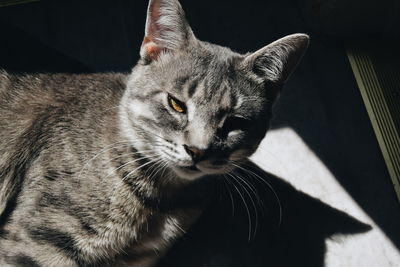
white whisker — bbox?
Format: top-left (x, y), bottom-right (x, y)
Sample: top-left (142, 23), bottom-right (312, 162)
top-left (232, 171), bottom-right (260, 241)
top-left (146, 158), bottom-right (165, 181)
top-left (122, 157), bottom-right (161, 181)
top-left (149, 159), bottom-right (169, 181)
top-left (77, 141), bottom-right (132, 179)
top-left (226, 173), bottom-right (252, 242)
top-left (222, 175), bottom-right (235, 217)
top-left (103, 153), bottom-right (159, 181)
top-left (233, 162), bottom-right (282, 227)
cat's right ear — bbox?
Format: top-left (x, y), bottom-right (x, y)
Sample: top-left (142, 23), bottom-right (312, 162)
top-left (140, 0), bottom-right (194, 63)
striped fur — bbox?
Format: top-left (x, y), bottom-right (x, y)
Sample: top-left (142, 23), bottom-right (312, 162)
top-left (0, 0), bottom-right (308, 266)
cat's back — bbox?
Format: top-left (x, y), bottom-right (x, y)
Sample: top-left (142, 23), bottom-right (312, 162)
top-left (0, 70), bottom-right (127, 146)
top-left (0, 70), bottom-right (128, 217)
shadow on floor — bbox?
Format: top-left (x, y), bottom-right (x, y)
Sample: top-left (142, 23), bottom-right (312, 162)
top-left (158, 161), bottom-right (371, 267)
top-left (269, 37), bottom-right (400, 249)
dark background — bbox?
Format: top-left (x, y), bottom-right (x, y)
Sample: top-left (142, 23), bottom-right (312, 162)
top-left (1, 0), bottom-right (400, 73)
top-left (1, 0), bottom-right (399, 266)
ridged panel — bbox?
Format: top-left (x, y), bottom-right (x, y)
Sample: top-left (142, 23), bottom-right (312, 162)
top-left (347, 50), bottom-right (400, 202)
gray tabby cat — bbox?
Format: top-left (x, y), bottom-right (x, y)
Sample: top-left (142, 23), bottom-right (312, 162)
top-left (0, 0), bottom-right (308, 266)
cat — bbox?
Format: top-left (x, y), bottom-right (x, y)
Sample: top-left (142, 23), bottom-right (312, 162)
top-left (0, 0), bottom-right (309, 266)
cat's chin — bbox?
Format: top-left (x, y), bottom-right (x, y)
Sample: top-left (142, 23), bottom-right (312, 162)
top-left (172, 164), bottom-right (234, 180)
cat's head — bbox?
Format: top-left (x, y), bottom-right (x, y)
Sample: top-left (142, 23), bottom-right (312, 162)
top-left (120, 0), bottom-right (309, 180)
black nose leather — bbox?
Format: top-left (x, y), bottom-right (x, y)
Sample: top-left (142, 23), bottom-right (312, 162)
top-left (183, 145), bottom-right (206, 161)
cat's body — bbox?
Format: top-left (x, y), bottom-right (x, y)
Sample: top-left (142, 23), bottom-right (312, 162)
top-left (0, 72), bottom-right (199, 266)
top-left (0, 0), bottom-right (309, 266)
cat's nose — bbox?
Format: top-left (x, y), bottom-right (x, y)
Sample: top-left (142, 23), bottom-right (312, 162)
top-left (183, 145), bottom-right (206, 161)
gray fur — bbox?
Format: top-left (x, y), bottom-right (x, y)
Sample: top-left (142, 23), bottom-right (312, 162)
top-left (0, 0), bottom-right (308, 266)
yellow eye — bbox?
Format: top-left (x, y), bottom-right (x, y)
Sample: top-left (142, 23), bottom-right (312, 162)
top-left (168, 95), bottom-right (186, 113)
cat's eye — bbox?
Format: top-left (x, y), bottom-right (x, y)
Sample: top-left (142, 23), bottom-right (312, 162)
top-left (167, 94), bottom-right (186, 114)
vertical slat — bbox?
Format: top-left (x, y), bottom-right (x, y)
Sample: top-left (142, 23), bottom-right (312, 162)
top-left (347, 49), bottom-right (400, 202)
top-left (356, 54), bottom-right (400, 178)
top-left (362, 56), bottom-right (400, 177)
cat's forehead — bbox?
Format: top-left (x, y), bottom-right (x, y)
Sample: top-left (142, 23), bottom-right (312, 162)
top-left (171, 65), bottom-right (239, 109)
top-left (150, 42), bottom-right (265, 113)
top-left (163, 42), bottom-right (241, 79)
top-left (172, 51), bottom-right (247, 93)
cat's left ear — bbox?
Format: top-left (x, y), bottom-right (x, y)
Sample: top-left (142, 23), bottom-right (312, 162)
top-left (242, 34), bottom-right (309, 86)
top-left (140, 0), bottom-right (195, 62)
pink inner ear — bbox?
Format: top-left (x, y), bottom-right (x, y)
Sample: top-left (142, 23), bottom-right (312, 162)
top-left (142, 1), bottom-right (164, 60)
top-left (143, 40), bottom-right (162, 60)
top-left (141, 0), bottom-right (190, 61)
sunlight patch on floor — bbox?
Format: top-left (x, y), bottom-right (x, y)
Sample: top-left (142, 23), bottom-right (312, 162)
top-left (251, 127), bottom-right (400, 267)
